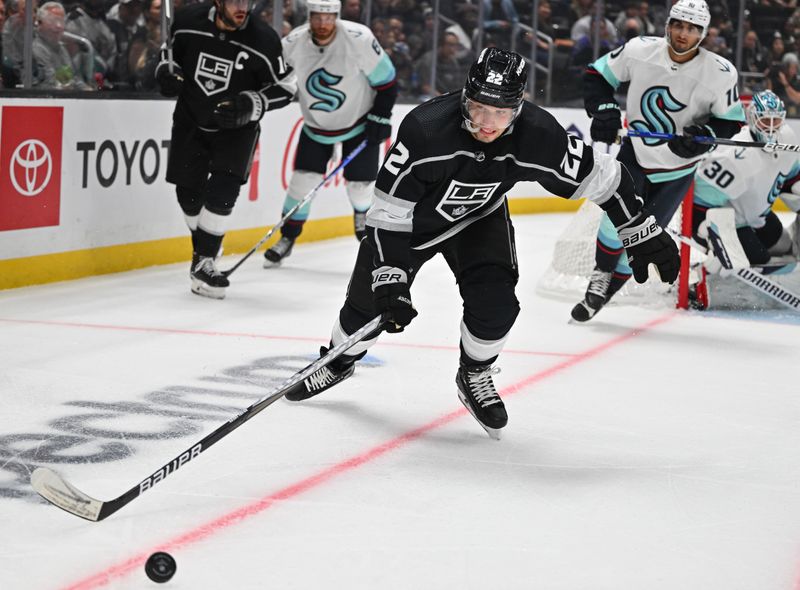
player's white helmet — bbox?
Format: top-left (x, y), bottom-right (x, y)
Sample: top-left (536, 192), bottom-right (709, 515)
top-left (307, 0), bottom-right (340, 15)
top-left (747, 90), bottom-right (786, 144)
top-left (665, 0), bottom-right (710, 50)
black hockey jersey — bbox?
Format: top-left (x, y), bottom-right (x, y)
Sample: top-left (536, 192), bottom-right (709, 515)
top-left (163, 3), bottom-right (295, 128)
top-left (367, 92), bottom-right (644, 268)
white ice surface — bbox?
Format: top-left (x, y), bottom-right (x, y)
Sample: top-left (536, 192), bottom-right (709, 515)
top-left (1, 214), bottom-right (799, 590)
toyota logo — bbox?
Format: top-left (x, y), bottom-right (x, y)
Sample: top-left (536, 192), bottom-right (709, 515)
top-left (10, 139), bottom-right (53, 197)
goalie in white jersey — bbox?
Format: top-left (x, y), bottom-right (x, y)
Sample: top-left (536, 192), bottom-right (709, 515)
top-left (572, 0), bottom-right (745, 321)
top-left (693, 91), bottom-right (800, 269)
top-left (263, 0), bottom-right (397, 267)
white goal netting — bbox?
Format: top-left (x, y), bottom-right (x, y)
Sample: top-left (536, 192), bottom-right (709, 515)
top-left (536, 198), bottom-right (697, 308)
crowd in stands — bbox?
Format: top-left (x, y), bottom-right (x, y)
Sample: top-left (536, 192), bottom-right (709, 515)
top-left (3, 0), bottom-right (800, 115)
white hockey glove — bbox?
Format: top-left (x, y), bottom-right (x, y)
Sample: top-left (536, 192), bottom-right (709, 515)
top-left (618, 215), bottom-right (680, 284)
top-left (213, 91), bottom-right (266, 129)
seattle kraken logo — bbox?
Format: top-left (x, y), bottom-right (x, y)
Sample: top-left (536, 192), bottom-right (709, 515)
top-left (307, 68), bottom-right (346, 112)
top-left (768, 171), bottom-right (790, 209)
top-left (629, 86), bottom-right (686, 146)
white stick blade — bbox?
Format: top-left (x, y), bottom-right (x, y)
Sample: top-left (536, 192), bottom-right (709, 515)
top-left (31, 467), bottom-right (103, 521)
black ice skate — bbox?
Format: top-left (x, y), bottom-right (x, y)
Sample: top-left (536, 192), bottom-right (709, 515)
top-left (570, 267), bottom-right (628, 322)
top-left (456, 365), bottom-right (507, 440)
top-left (284, 347), bottom-right (356, 401)
top-left (191, 256), bottom-right (229, 299)
top-left (263, 236), bottom-right (295, 267)
top-left (354, 211), bottom-right (367, 241)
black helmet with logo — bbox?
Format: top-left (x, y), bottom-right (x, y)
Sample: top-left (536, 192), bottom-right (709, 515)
top-left (463, 48), bottom-right (528, 109)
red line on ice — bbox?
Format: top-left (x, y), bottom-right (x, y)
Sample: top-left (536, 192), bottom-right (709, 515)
top-left (58, 313), bottom-right (675, 590)
top-left (0, 317), bottom-right (576, 357)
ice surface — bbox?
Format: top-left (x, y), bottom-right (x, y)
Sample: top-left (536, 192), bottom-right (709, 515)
top-left (1, 215), bottom-right (798, 590)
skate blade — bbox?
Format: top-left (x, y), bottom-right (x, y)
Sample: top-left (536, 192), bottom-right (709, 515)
top-left (457, 392), bottom-right (503, 441)
top-left (191, 280), bottom-right (226, 300)
top-left (262, 258), bottom-right (283, 269)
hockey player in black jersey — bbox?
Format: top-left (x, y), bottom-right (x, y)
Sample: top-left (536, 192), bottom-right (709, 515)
top-left (282, 48), bottom-right (679, 439)
top-left (155, 0), bottom-right (297, 299)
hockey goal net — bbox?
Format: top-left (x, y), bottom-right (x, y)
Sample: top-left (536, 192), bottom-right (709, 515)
top-left (536, 189), bottom-right (697, 309)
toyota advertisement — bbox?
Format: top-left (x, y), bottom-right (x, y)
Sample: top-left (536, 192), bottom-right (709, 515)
top-left (0, 98), bottom-right (604, 269)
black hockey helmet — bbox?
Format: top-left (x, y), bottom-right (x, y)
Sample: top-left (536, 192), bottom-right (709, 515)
top-left (461, 48), bottom-right (528, 133)
top-left (463, 48), bottom-right (528, 109)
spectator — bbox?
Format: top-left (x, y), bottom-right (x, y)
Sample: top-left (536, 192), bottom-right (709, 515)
top-left (482, 0), bottom-right (518, 48)
top-left (340, 0), bottom-right (361, 23)
top-left (415, 31), bottom-right (469, 98)
top-left (614, 1), bottom-right (644, 38)
top-left (767, 31), bottom-right (786, 67)
top-left (3, 0), bottom-right (39, 84)
top-left (381, 17), bottom-right (414, 98)
top-left (571, 15), bottom-right (618, 68)
top-left (741, 29), bottom-right (769, 93)
top-left (106, 0), bottom-right (145, 88)
top-left (571, 11), bottom-right (617, 44)
top-left (446, 2), bottom-right (478, 60)
top-left (534, 0), bottom-right (572, 44)
top-left (405, 4), bottom-right (434, 60)
top-left (639, 1), bottom-right (657, 35)
top-left (770, 52), bottom-right (800, 115)
top-left (621, 16), bottom-right (641, 41)
top-left (66, 0), bottom-right (118, 81)
top-left (127, 0), bottom-right (160, 90)
top-left (33, 1), bottom-right (92, 88)
top-left (282, 0), bottom-right (307, 29)
top-left (567, 0), bottom-right (594, 24)
top-left (742, 30), bottom-right (767, 72)
top-left (702, 26), bottom-right (732, 59)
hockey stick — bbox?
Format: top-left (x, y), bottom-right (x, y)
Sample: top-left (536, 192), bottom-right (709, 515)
top-left (31, 314), bottom-right (384, 521)
top-left (161, 0), bottom-right (174, 73)
top-left (666, 227), bottom-right (800, 311)
top-left (222, 139), bottom-right (368, 278)
top-left (627, 130), bottom-right (800, 153)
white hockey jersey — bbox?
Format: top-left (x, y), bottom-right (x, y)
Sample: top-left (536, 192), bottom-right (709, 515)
top-left (282, 19), bottom-right (396, 144)
top-left (591, 36), bottom-right (745, 181)
top-left (694, 125), bottom-right (800, 228)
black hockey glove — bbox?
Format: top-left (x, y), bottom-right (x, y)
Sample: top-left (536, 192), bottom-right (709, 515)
top-left (156, 64), bottom-right (184, 98)
top-left (590, 105), bottom-right (622, 144)
top-left (372, 265), bottom-right (418, 333)
top-left (213, 90), bottom-right (266, 129)
top-left (619, 214), bottom-right (680, 284)
top-left (365, 114), bottom-right (392, 146)
top-left (667, 125), bottom-right (715, 159)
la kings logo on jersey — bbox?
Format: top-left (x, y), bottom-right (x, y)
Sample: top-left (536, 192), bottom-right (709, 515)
top-left (195, 52), bottom-right (233, 96)
top-left (436, 179), bottom-right (501, 221)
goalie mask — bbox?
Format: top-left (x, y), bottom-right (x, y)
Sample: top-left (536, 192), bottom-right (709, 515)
top-left (665, 0), bottom-right (710, 55)
top-left (747, 90), bottom-right (786, 145)
top-left (461, 48), bottom-right (528, 134)
top-left (214, 0), bottom-right (256, 30)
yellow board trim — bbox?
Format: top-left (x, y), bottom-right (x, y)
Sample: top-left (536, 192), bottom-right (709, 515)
top-left (7, 195), bottom-right (789, 290)
top-left (0, 216), bottom-right (354, 291)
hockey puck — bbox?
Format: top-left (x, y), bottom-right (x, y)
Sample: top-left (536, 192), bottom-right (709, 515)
top-left (145, 552), bottom-right (176, 583)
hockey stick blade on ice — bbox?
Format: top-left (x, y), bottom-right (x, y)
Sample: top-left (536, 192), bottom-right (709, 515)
top-left (627, 129), bottom-right (800, 153)
top-left (31, 314), bottom-right (384, 521)
top-left (222, 140), bottom-right (368, 278)
top-left (668, 226), bottom-right (800, 312)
